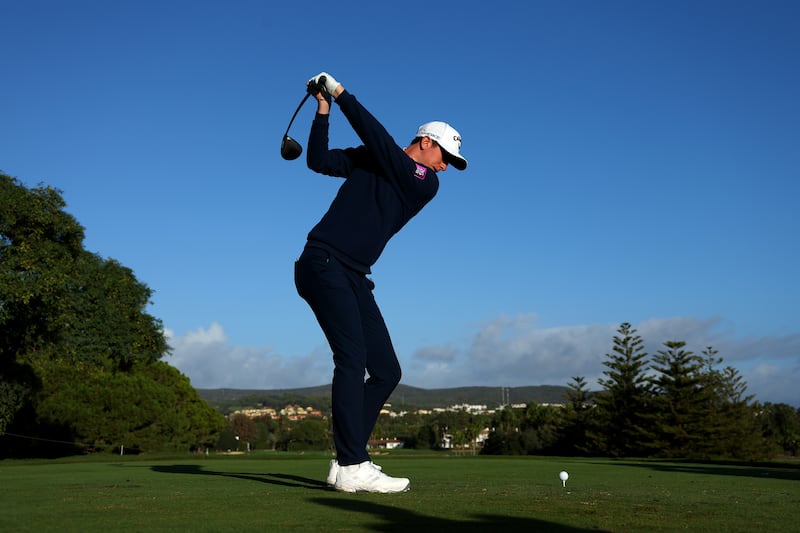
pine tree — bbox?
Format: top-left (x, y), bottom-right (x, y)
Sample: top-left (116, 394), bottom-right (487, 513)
top-left (699, 347), bottom-right (765, 459)
top-left (651, 341), bottom-right (708, 458)
top-left (591, 323), bottom-right (656, 457)
top-left (561, 376), bottom-right (596, 455)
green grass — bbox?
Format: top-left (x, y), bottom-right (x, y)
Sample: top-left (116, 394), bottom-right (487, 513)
top-left (1, 451), bottom-right (798, 532)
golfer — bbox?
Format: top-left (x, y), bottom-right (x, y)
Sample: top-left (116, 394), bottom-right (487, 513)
top-left (294, 72), bottom-right (467, 493)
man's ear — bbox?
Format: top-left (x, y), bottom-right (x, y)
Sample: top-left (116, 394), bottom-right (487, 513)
top-left (420, 136), bottom-right (433, 149)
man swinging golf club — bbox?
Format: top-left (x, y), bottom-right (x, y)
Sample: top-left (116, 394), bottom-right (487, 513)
top-left (293, 71), bottom-right (467, 493)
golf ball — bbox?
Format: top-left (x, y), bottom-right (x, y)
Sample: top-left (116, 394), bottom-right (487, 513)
top-left (559, 471), bottom-right (569, 481)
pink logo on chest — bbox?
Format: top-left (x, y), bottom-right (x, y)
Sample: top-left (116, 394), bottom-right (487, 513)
top-left (414, 164), bottom-right (428, 180)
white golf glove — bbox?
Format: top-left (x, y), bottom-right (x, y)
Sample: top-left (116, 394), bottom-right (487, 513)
top-left (309, 72), bottom-right (340, 95)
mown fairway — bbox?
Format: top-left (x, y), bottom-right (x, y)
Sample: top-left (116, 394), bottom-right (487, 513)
top-left (1, 452), bottom-right (798, 532)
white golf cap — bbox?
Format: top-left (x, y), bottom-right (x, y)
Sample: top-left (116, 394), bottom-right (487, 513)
top-left (415, 121), bottom-right (467, 170)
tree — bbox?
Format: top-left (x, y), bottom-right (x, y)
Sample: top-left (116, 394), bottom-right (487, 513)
top-left (518, 403), bottom-right (563, 454)
top-left (2, 174), bottom-right (85, 433)
top-left (413, 422), bottom-right (437, 450)
top-left (481, 430), bottom-right (525, 455)
top-left (0, 367), bottom-right (35, 435)
top-left (229, 413), bottom-right (258, 449)
top-left (31, 361), bottom-right (224, 453)
top-left (560, 376), bottom-right (597, 455)
top-left (286, 417), bottom-right (331, 451)
top-left (248, 416), bottom-right (280, 451)
top-left (697, 347), bottom-right (764, 459)
top-left (760, 402), bottom-right (800, 456)
top-left (60, 252), bottom-right (167, 371)
top-left (651, 341), bottom-right (708, 458)
top-left (1, 173), bottom-right (222, 455)
top-left (591, 323), bottom-right (656, 457)
top-left (482, 407), bottom-right (525, 455)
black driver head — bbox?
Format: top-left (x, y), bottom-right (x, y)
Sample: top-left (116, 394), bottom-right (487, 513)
top-left (280, 134), bottom-right (302, 160)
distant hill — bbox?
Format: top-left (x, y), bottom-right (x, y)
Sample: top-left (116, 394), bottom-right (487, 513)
top-left (197, 384), bottom-right (571, 413)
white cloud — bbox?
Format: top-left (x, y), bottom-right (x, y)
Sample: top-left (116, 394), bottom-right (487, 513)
top-left (179, 322), bottom-right (227, 345)
top-left (413, 345), bottom-right (457, 362)
top-left (467, 315), bottom-right (612, 384)
top-left (743, 363), bottom-right (800, 405)
top-left (165, 322), bottom-right (332, 389)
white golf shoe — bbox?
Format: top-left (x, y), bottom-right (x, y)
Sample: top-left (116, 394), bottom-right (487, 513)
top-left (334, 460), bottom-right (410, 494)
top-left (327, 459), bottom-right (339, 486)
top-left (327, 459), bottom-right (382, 487)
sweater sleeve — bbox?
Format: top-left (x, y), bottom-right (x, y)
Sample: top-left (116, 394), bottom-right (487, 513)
top-left (306, 113), bottom-right (352, 178)
top-left (335, 91), bottom-right (438, 210)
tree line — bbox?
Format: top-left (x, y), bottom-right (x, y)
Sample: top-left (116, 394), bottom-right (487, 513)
top-left (1, 173), bottom-right (224, 457)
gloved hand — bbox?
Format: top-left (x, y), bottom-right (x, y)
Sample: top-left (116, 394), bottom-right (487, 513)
top-left (307, 77), bottom-right (331, 105)
top-left (308, 72), bottom-right (341, 96)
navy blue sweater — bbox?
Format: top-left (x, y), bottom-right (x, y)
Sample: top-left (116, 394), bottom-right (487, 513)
top-left (305, 91), bottom-right (439, 274)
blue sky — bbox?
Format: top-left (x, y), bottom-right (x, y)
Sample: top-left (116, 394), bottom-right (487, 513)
top-left (2, 0), bottom-right (798, 405)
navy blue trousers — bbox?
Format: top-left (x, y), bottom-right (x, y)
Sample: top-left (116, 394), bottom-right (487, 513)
top-left (294, 245), bottom-right (401, 466)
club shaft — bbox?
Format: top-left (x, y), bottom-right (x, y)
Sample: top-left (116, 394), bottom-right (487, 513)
top-left (283, 93), bottom-right (312, 137)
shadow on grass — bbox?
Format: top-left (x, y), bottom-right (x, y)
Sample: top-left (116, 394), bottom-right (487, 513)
top-left (150, 464), bottom-right (328, 490)
top-left (593, 459), bottom-right (800, 481)
top-left (151, 464), bottom-right (605, 531)
top-left (309, 497), bottom-right (603, 532)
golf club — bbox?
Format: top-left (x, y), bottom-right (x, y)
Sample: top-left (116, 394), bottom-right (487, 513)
top-left (280, 76), bottom-right (327, 160)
